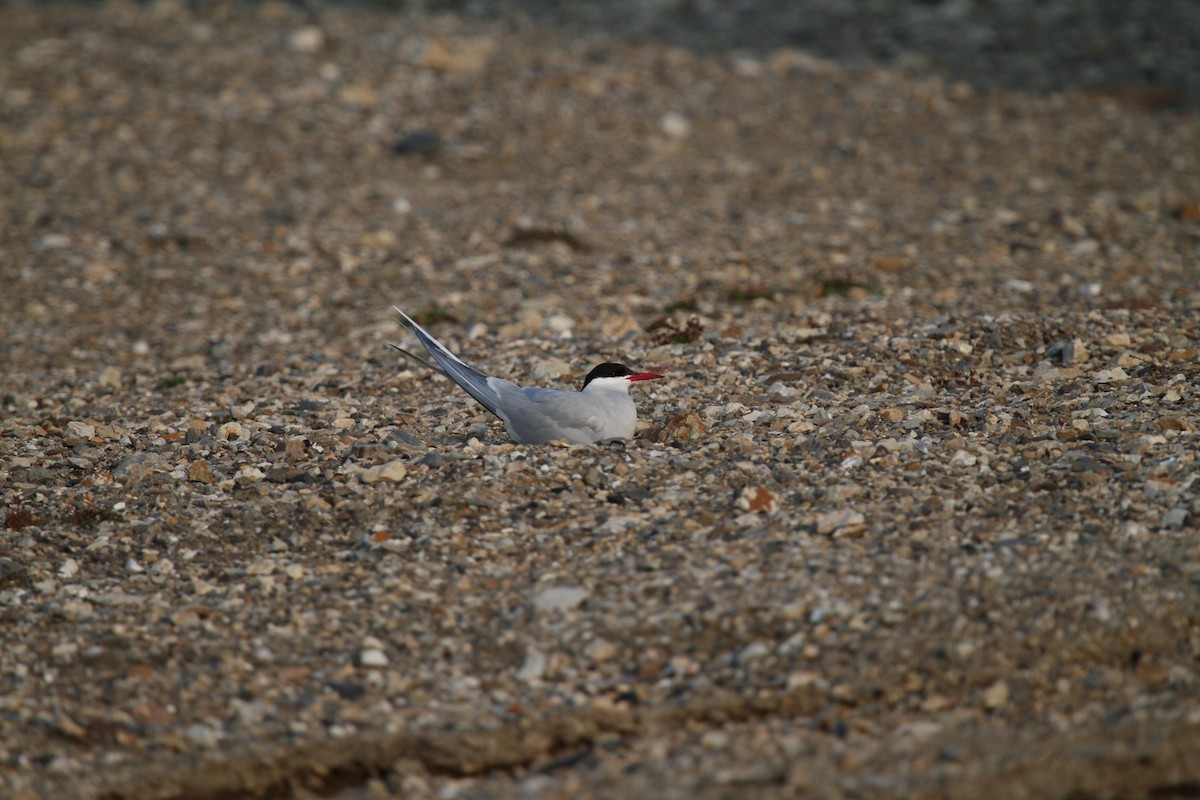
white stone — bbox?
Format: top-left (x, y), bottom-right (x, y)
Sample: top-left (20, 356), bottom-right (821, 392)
top-left (660, 111), bottom-right (691, 138)
top-left (66, 421), bottom-right (95, 439)
top-left (584, 638), bottom-right (618, 662)
top-left (186, 723), bottom-right (221, 748)
top-left (737, 642), bottom-right (770, 664)
top-left (546, 313), bottom-right (575, 334)
top-left (981, 680), bottom-right (1010, 710)
top-left (36, 233), bottom-right (70, 249)
top-left (360, 648), bottom-right (389, 668)
top-left (599, 515), bottom-right (640, 534)
top-left (288, 26), bottom-right (325, 52)
top-left (816, 508), bottom-right (866, 536)
top-left (531, 357), bottom-right (572, 382)
top-left (533, 586), bottom-right (589, 613)
top-left (1162, 507), bottom-right (1189, 530)
top-left (722, 402), bottom-right (749, 419)
top-left (1106, 332), bottom-right (1132, 347)
top-left (361, 459), bottom-right (408, 484)
top-left (839, 454), bottom-right (864, 471)
top-left (786, 671), bottom-right (824, 691)
top-left (950, 450), bottom-right (977, 467)
top-left (216, 422), bottom-right (249, 441)
top-left (234, 466), bottom-right (266, 485)
top-left (516, 647), bottom-right (547, 683)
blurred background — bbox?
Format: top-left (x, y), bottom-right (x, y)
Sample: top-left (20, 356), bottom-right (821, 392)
top-left (370, 0), bottom-right (1198, 106)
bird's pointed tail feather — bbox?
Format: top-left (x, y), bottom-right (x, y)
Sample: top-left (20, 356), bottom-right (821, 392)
top-left (393, 306), bottom-right (506, 420)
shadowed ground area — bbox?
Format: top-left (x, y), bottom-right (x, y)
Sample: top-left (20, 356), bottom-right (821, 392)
top-left (425, 0), bottom-right (1200, 109)
top-left (2, 2), bottom-right (1199, 799)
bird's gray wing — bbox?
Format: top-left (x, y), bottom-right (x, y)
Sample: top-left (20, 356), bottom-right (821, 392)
top-left (503, 387), bottom-right (605, 443)
top-left (394, 307), bottom-right (505, 420)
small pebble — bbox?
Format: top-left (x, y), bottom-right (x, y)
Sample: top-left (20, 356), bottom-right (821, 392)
top-left (516, 648), bottom-right (547, 683)
top-left (392, 131), bottom-right (440, 156)
top-left (185, 724), bottom-right (221, 749)
top-left (360, 649), bottom-right (389, 668)
top-left (360, 460), bottom-right (408, 484)
top-left (660, 111), bottom-right (691, 138)
top-left (816, 509), bottom-right (866, 537)
top-left (736, 486), bottom-right (779, 514)
top-left (533, 586), bottom-right (589, 613)
top-left (981, 680), bottom-right (1010, 710)
top-left (216, 422), bottom-right (249, 441)
top-left (66, 421), bottom-right (94, 439)
top-left (288, 26), bottom-right (324, 52)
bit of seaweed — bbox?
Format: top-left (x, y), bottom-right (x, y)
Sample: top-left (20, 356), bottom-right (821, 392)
top-left (820, 278), bottom-right (875, 297)
top-left (157, 376), bottom-right (187, 390)
top-left (69, 503), bottom-right (122, 528)
top-left (3, 500), bottom-right (35, 530)
top-left (663, 297), bottom-right (698, 313)
top-left (503, 226), bottom-right (590, 252)
top-left (817, 265), bottom-right (877, 297)
top-left (413, 305), bottom-right (456, 327)
top-left (647, 315), bottom-right (705, 345)
top-left (725, 284), bottom-right (776, 303)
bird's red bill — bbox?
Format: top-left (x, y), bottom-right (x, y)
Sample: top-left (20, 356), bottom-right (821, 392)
top-left (628, 372), bottom-right (664, 382)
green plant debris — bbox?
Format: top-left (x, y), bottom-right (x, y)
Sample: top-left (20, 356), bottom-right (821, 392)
top-left (413, 305), bottom-right (456, 327)
top-left (664, 297), bottom-right (699, 313)
top-left (820, 278), bottom-right (875, 297)
top-left (725, 285), bottom-right (776, 303)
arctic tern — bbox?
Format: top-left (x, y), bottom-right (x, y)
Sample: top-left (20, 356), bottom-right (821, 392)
top-left (392, 307), bottom-right (662, 444)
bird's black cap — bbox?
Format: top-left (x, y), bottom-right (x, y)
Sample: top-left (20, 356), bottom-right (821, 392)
top-left (580, 362), bottom-right (635, 390)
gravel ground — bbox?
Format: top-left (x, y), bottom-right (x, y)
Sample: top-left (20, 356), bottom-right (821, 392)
top-left (3, 2), bottom-right (1200, 799)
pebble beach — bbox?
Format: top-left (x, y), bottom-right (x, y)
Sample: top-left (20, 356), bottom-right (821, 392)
top-left (2, 2), bottom-right (1199, 798)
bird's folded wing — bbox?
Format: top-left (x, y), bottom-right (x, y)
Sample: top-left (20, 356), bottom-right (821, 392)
top-left (507, 387), bottom-right (603, 442)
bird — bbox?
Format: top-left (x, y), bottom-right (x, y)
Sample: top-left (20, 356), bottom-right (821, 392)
top-left (391, 306), bottom-right (662, 444)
